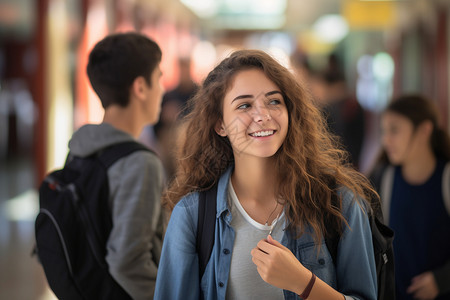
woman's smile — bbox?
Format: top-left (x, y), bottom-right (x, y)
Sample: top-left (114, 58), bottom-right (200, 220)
top-left (249, 130), bottom-right (276, 138)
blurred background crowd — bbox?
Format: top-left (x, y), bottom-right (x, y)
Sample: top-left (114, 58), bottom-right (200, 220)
top-left (0, 0), bottom-right (449, 299)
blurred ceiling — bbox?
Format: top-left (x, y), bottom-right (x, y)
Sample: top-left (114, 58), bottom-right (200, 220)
top-left (284, 0), bottom-right (341, 31)
top-left (0, 0), bottom-right (444, 41)
top-left (180, 0), bottom-right (342, 31)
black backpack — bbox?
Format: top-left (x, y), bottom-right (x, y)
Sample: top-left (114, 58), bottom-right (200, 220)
top-left (324, 194), bottom-right (395, 300)
top-left (34, 141), bottom-right (151, 300)
top-left (197, 185), bottom-right (395, 300)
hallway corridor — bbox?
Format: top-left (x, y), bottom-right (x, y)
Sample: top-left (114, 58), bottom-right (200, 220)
top-left (0, 156), bottom-right (57, 300)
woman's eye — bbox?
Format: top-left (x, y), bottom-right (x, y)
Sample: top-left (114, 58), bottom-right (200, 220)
top-left (269, 99), bottom-right (281, 105)
top-left (237, 103), bottom-right (250, 110)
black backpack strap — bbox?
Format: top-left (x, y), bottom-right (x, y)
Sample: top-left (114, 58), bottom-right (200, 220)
top-left (97, 141), bottom-right (153, 169)
top-left (324, 197), bottom-right (340, 265)
top-left (196, 184), bottom-right (218, 280)
top-left (324, 230), bottom-right (339, 265)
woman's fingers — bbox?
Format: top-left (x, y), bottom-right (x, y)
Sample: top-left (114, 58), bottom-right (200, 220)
top-left (267, 234), bottom-right (284, 248)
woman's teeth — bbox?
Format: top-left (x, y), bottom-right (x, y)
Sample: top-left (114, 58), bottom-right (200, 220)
top-left (250, 130), bottom-right (274, 137)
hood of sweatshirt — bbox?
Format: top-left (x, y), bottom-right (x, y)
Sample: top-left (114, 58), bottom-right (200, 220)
top-left (68, 123), bottom-right (135, 157)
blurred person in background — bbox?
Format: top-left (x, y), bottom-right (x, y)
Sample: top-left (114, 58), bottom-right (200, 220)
top-left (299, 54), bottom-right (366, 170)
top-left (153, 57), bottom-right (198, 182)
top-left (370, 94), bottom-right (450, 300)
top-left (70, 32), bottom-right (165, 299)
top-left (290, 48), bottom-right (312, 87)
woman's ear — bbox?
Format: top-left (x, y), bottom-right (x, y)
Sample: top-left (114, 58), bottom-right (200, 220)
top-left (215, 120), bottom-right (227, 137)
top-left (418, 120), bottom-right (433, 140)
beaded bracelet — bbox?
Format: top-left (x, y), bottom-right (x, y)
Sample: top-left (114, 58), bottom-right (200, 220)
top-left (299, 272), bottom-right (316, 299)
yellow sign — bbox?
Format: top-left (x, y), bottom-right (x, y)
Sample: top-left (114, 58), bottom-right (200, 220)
top-left (343, 0), bottom-right (395, 29)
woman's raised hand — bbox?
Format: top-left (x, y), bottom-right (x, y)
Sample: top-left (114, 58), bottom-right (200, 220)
top-left (251, 235), bottom-right (309, 294)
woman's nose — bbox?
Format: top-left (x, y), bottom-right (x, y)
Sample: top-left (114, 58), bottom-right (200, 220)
top-left (252, 105), bottom-right (271, 122)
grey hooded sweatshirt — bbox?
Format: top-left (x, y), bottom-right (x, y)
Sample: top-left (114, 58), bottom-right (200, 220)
top-left (69, 123), bottom-right (164, 299)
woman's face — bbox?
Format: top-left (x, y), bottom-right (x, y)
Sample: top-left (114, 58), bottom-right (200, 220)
top-left (216, 68), bottom-right (289, 160)
top-left (381, 111), bottom-right (417, 165)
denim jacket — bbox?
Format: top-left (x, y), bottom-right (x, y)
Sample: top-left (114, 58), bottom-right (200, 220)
top-left (154, 167), bottom-right (377, 300)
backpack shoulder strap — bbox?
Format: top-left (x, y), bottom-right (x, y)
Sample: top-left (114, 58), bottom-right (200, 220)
top-left (196, 184), bottom-right (218, 279)
top-left (443, 162), bottom-right (450, 216)
top-left (380, 165), bottom-right (395, 224)
top-left (98, 141), bottom-right (153, 169)
top-left (324, 190), bottom-right (341, 265)
top-left (324, 225), bottom-right (339, 265)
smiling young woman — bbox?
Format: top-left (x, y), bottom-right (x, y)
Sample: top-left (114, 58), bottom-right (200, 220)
top-left (155, 49), bottom-right (379, 300)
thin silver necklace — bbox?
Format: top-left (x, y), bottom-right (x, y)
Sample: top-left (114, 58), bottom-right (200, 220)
top-left (265, 202), bottom-right (282, 236)
top-left (268, 210), bottom-right (282, 236)
top-left (264, 202), bottom-right (279, 226)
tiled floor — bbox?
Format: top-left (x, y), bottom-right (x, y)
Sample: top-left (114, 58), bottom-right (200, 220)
top-left (0, 155), bottom-right (57, 300)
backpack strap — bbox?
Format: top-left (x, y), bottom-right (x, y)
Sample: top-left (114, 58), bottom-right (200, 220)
top-left (196, 184), bottom-right (218, 280)
top-left (324, 189), bottom-right (341, 265)
top-left (324, 224), bottom-right (340, 265)
top-left (443, 162), bottom-right (450, 216)
top-left (98, 141), bottom-right (153, 169)
top-left (380, 165), bottom-right (395, 224)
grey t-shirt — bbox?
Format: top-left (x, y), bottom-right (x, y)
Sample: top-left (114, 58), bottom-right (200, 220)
top-left (226, 180), bottom-right (285, 300)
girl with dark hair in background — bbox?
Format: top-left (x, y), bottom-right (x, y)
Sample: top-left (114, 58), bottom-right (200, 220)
top-left (372, 94), bottom-right (450, 300)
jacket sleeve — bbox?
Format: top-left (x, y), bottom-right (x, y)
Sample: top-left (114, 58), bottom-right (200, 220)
top-left (336, 190), bottom-right (378, 300)
top-left (154, 193), bottom-right (201, 300)
top-left (105, 151), bottom-right (164, 300)
top-left (433, 260), bottom-right (450, 295)
top-left (434, 162), bottom-right (450, 295)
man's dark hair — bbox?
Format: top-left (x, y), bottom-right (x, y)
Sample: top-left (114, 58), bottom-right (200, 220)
top-left (87, 32), bottom-right (162, 108)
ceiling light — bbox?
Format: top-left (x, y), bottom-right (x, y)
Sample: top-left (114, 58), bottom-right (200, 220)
top-left (313, 14), bottom-right (349, 44)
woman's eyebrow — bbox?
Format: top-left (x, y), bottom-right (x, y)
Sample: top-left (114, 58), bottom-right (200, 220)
top-left (231, 94), bottom-right (253, 103)
top-left (265, 90), bottom-right (282, 97)
top-left (231, 90), bottom-right (281, 103)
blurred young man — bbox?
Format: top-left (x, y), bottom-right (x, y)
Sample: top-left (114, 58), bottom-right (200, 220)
top-left (69, 32), bottom-right (165, 299)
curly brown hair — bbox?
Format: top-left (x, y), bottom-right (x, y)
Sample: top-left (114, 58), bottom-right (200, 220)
top-left (163, 49), bottom-right (377, 244)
